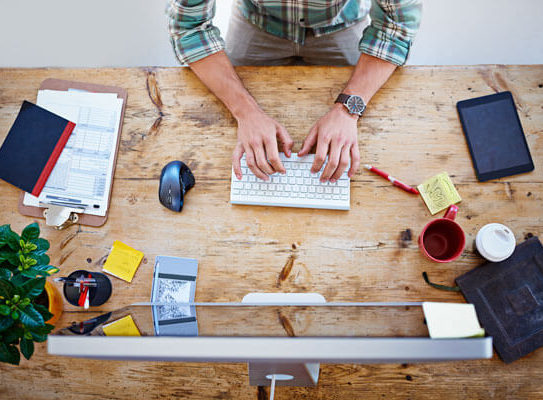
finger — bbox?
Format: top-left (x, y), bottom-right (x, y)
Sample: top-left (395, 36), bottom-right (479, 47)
top-left (264, 136), bottom-right (285, 174)
top-left (277, 125), bottom-right (294, 157)
top-left (253, 144), bottom-right (274, 177)
top-left (298, 126), bottom-right (318, 157)
top-left (311, 131), bottom-right (330, 174)
top-left (321, 141), bottom-right (342, 182)
top-left (330, 145), bottom-right (351, 182)
top-left (232, 143), bottom-right (244, 180)
top-left (245, 147), bottom-right (268, 180)
top-left (348, 144), bottom-right (360, 178)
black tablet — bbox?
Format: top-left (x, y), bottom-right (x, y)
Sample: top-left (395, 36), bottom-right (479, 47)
top-left (456, 91), bottom-right (534, 181)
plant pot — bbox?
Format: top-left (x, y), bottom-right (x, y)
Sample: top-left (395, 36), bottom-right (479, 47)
top-left (36, 280), bottom-right (63, 325)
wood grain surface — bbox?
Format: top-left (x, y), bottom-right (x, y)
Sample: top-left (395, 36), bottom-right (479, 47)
top-left (0, 65), bottom-right (542, 399)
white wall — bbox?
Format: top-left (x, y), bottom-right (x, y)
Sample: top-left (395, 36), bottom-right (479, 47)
top-left (0, 0), bottom-right (542, 67)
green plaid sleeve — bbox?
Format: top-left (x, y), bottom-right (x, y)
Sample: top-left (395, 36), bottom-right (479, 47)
top-left (167, 0), bottom-right (225, 65)
top-left (359, 0), bottom-right (422, 66)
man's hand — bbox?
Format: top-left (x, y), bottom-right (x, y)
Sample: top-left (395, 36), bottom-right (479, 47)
top-left (298, 103), bottom-right (360, 182)
top-left (232, 109), bottom-right (294, 181)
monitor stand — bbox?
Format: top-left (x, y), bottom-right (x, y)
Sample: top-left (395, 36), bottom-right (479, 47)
top-left (241, 293), bottom-right (326, 388)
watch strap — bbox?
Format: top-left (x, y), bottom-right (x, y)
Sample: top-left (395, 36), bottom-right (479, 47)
top-left (335, 93), bottom-right (351, 105)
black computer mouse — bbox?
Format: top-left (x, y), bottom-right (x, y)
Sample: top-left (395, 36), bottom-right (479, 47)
top-left (158, 161), bottom-right (195, 212)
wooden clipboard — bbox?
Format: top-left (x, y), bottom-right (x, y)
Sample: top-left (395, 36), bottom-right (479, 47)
top-left (18, 78), bottom-right (128, 227)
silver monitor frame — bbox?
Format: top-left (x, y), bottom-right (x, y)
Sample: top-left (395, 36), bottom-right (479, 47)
top-left (47, 301), bottom-right (493, 388)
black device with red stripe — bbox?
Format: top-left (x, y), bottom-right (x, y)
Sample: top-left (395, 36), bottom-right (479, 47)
top-left (0, 101), bottom-right (75, 196)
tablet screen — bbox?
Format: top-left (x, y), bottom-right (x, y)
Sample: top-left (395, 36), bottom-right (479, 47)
top-left (457, 92), bottom-right (533, 181)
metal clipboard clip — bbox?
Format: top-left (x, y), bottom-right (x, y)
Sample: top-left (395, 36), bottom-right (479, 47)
top-left (42, 204), bottom-right (85, 230)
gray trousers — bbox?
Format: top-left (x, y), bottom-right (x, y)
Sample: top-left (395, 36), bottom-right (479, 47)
top-left (225, 4), bottom-right (369, 66)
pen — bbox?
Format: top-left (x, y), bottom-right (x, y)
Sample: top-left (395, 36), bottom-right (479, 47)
top-left (54, 277), bottom-right (96, 284)
top-left (364, 165), bottom-right (419, 195)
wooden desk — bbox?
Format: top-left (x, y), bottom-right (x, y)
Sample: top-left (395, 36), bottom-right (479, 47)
top-left (0, 65), bottom-right (542, 399)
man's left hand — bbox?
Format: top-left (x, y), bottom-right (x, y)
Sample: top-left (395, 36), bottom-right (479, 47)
top-left (298, 103), bottom-right (360, 182)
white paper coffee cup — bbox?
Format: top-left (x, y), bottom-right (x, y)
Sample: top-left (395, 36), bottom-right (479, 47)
top-left (475, 223), bottom-right (516, 262)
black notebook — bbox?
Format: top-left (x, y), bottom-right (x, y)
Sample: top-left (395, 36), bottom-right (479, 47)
top-left (456, 237), bottom-right (543, 363)
top-left (0, 101), bottom-right (75, 196)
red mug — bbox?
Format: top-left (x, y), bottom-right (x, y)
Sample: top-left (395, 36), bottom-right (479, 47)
top-left (419, 205), bottom-right (465, 263)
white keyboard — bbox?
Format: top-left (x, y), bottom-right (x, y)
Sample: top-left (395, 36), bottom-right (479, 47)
top-left (230, 153), bottom-right (350, 210)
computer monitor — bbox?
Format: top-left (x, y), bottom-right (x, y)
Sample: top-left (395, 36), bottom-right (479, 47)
top-left (48, 301), bottom-right (492, 388)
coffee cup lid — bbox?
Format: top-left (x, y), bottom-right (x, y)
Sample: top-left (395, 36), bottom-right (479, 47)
top-left (476, 223), bottom-right (516, 262)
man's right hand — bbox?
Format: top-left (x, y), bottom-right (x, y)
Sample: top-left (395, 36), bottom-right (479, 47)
top-left (232, 109), bottom-right (294, 181)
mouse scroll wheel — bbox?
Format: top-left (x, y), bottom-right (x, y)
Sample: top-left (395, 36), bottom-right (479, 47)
top-left (168, 186), bottom-right (172, 205)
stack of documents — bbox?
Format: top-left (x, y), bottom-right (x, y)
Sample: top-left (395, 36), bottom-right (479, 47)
top-left (23, 89), bottom-right (123, 217)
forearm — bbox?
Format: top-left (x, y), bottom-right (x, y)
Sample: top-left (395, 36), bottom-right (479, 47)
top-left (189, 51), bottom-right (260, 121)
top-left (343, 53), bottom-right (397, 103)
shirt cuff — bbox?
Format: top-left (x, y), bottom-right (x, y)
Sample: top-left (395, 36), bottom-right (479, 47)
top-left (172, 25), bottom-right (225, 65)
top-left (359, 26), bottom-right (411, 66)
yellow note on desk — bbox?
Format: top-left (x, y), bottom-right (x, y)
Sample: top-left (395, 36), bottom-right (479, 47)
top-left (417, 172), bottom-right (462, 215)
top-left (102, 315), bottom-right (141, 336)
top-left (102, 240), bottom-right (144, 282)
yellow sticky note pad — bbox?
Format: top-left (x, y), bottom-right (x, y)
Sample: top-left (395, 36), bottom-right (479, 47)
top-left (102, 315), bottom-right (141, 337)
top-left (417, 172), bottom-right (461, 215)
top-left (102, 240), bottom-right (144, 282)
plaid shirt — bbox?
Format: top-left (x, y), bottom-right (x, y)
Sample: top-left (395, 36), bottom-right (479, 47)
top-left (168, 0), bottom-right (422, 66)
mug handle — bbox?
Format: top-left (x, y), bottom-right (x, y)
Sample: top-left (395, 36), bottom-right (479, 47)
top-left (444, 204), bottom-right (459, 220)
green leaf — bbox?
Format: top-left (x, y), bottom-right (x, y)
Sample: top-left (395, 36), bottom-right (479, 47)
top-left (0, 342), bottom-right (20, 365)
top-left (18, 305), bottom-right (44, 328)
top-left (20, 338), bottom-right (34, 360)
top-left (9, 274), bottom-right (25, 287)
top-left (0, 317), bottom-right (14, 332)
top-left (0, 267), bottom-right (10, 280)
top-left (23, 265), bottom-right (58, 278)
top-left (20, 269), bottom-right (42, 279)
top-left (20, 277), bottom-right (46, 299)
top-left (33, 254), bottom-right (50, 267)
top-left (0, 305), bottom-right (10, 316)
top-left (0, 279), bottom-right (14, 298)
top-left (31, 238), bottom-right (50, 254)
top-left (0, 225), bottom-right (10, 247)
top-left (33, 304), bottom-right (54, 322)
top-left (0, 251), bottom-right (19, 266)
top-left (21, 223), bottom-right (40, 242)
top-left (30, 332), bottom-right (47, 342)
top-left (5, 229), bottom-right (21, 252)
top-left (28, 322), bottom-right (54, 335)
top-left (3, 326), bottom-right (23, 344)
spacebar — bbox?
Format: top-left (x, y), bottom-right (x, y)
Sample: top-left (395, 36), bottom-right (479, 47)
top-left (231, 196), bottom-right (349, 210)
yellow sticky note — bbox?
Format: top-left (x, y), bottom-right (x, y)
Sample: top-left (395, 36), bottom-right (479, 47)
top-left (102, 315), bottom-right (141, 336)
top-left (417, 172), bottom-right (461, 215)
top-left (102, 240), bottom-right (144, 282)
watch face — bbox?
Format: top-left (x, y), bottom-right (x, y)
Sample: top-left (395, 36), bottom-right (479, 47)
top-left (346, 95), bottom-right (365, 115)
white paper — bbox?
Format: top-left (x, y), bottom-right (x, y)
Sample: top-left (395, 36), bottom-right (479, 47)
top-left (23, 89), bottom-right (123, 216)
top-left (422, 302), bottom-right (485, 339)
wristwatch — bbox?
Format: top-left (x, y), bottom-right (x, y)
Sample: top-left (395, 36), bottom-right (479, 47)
top-left (335, 93), bottom-right (366, 117)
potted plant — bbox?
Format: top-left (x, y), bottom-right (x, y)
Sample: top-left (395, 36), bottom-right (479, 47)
top-left (0, 222), bottom-right (61, 365)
